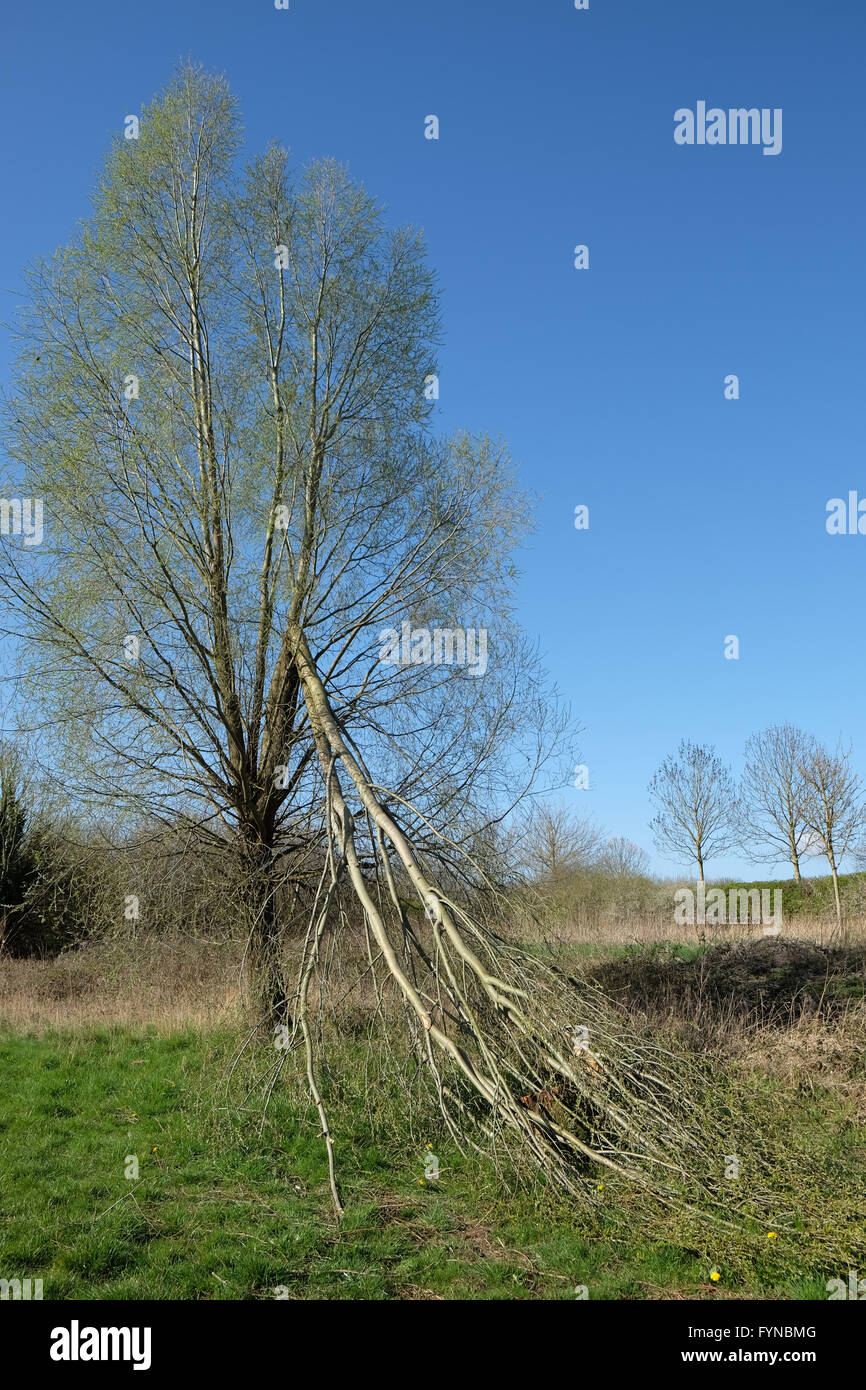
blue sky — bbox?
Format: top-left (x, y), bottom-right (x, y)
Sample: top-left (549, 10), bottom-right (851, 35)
top-left (1, 0), bottom-right (864, 876)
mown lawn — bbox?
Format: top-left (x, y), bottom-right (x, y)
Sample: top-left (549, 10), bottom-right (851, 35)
top-left (0, 1026), bottom-right (858, 1300)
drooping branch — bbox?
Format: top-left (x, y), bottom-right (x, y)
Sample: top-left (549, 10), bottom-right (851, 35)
top-left (287, 622), bottom-right (726, 1207)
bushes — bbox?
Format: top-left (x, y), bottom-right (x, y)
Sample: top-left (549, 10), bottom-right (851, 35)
top-left (0, 765), bottom-right (340, 962)
top-left (0, 746), bottom-right (40, 956)
top-left (0, 741), bottom-right (118, 957)
top-left (17, 827), bottom-right (101, 957)
top-left (0, 747), bottom-right (93, 957)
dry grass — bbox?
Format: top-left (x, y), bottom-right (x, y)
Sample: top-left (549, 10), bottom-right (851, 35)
top-left (514, 909), bottom-right (866, 952)
top-left (580, 935), bottom-right (866, 1113)
top-left (0, 922), bottom-right (388, 1034)
top-left (4, 916), bottom-right (866, 1100)
top-left (738, 1012), bottom-right (866, 1110)
top-left (0, 933), bottom-right (243, 1032)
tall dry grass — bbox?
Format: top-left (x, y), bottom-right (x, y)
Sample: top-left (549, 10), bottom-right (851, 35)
top-left (510, 906), bottom-right (866, 952)
top-left (0, 933), bottom-right (244, 1032)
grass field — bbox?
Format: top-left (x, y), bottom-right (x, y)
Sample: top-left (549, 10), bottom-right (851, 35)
top-left (2, 930), bottom-right (865, 1300)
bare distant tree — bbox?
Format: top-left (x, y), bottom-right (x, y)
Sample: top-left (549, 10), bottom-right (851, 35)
top-left (799, 740), bottom-right (864, 927)
top-left (597, 836), bottom-right (649, 879)
top-left (517, 806), bottom-right (602, 882)
top-left (648, 741), bottom-right (738, 884)
top-left (740, 724), bottom-right (811, 881)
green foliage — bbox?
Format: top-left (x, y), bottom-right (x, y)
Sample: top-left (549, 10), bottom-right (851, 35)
top-left (0, 747), bottom-right (39, 955)
top-left (0, 746), bottom-right (94, 958)
top-left (713, 871), bottom-right (866, 919)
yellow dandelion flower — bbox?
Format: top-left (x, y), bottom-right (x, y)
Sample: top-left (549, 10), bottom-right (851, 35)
top-left (710, 1270), bottom-right (721, 1282)
top-left (766, 1231), bottom-right (777, 1239)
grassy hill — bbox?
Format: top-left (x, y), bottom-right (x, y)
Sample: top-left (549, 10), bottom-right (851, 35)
top-left (709, 870), bottom-right (866, 919)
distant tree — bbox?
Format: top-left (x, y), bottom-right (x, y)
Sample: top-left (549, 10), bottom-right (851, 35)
top-left (740, 724), bottom-right (811, 882)
top-left (648, 740), bottom-right (738, 884)
top-left (799, 740), bottom-right (864, 927)
top-left (597, 835), bottom-right (649, 879)
top-left (519, 806), bottom-right (602, 882)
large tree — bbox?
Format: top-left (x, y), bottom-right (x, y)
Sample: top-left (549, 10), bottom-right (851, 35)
top-left (1, 67), bottom-right (557, 1013)
top-left (0, 66), bottom-right (713, 1211)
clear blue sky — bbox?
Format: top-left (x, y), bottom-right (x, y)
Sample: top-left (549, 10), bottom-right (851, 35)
top-left (1, 0), bottom-right (864, 877)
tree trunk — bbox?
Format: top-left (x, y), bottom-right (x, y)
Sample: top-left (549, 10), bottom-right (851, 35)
top-left (828, 852), bottom-right (843, 933)
top-left (695, 854), bottom-right (705, 944)
top-left (240, 829), bottom-right (289, 1026)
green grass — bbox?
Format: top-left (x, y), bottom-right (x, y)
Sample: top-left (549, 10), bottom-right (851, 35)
top-left (0, 1022), bottom-right (862, 1300)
